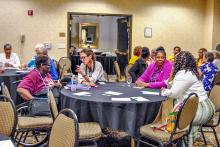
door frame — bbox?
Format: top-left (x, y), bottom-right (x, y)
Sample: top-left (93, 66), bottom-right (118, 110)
top-left (67, 12), bottom-right (132, 59)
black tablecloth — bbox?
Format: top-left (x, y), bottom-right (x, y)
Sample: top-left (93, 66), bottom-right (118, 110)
top-left (61, 82), bottom-right (166, 136)
top-left (71, 55), bottom-right (116, 75)
top-left (0, 69), bottom-right (27, 105)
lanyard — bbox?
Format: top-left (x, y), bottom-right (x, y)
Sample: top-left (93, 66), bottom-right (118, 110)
top-left (85, 62), bottom-right (95, 77)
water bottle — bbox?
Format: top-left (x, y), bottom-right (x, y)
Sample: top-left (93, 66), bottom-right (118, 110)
top-left (71, 75), bottom-right (77, 91)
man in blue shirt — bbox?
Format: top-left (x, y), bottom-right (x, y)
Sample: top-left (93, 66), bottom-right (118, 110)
top-left (27, 44), bottom-right (58, 80)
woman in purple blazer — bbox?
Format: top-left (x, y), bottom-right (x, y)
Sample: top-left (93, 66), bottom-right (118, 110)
top-left (135, 48), bottom-right (172, 89)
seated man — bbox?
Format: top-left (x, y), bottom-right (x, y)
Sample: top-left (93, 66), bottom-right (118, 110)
top-left (0, 43), bottom-right (20, 68)
top-left (27, 44), bottom-right (58, 80)
top-left (17, 56), bottom-right (60, 100)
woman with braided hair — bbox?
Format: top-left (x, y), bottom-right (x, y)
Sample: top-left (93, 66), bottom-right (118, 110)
top-left (162, 51), bottom-right (215, 146)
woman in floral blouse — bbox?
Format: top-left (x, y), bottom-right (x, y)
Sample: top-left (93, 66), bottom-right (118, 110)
top-left (200, 52), bottom-right (218, 92)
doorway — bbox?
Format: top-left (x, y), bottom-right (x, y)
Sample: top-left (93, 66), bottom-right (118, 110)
top-left (67, 12), bottom-right (132, 75)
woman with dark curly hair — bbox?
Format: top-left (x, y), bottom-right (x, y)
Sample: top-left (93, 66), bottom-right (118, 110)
top-left (162, 51), bottom-right (215, 146)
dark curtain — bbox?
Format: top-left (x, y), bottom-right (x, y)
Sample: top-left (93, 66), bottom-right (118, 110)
top-left (117, 17), bottom-right (129, 75)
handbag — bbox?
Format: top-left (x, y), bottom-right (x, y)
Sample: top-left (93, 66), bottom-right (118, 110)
top-left (51, 87), bottom-right (60, 98)
top-left (29, 98), bottom-right (51, 116)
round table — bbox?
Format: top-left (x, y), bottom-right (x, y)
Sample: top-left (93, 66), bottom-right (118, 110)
top-left (61, 82), bottom-right (166, 136)
top-left (0, 69), bottom-right (28, 105)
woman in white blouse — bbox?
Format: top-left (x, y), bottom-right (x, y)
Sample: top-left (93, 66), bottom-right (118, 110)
top-left (162, 51), bottom-right (215, 146)
top-left (0, 43), bottom-right (20, 68)
top-left (75, 48), bottom-right (106, 86)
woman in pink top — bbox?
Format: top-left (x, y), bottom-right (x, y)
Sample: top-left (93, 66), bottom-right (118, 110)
top-left (17, 56), bottom-right (60, 100)
top-left (135, 48), bottom-right (172, 89)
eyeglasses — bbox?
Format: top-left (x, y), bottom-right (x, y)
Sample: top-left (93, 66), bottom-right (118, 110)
top-left (80, 56), bottom-right (88, 61)
top-left (42, 63), bottom-right (50, 67)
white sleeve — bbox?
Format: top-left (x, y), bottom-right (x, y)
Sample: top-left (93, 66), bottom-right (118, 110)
top-left (90, 62), bottom-right (104, 83)
top-left (13, 53), bottom-right (21, 68)
top-left (162, 71), bottom-right (194, 99)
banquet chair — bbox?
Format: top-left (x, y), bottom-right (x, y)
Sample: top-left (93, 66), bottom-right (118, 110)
top-left (114, 61), bottom-right (125, 82)
top-left (48, 108), bottom-right (79, 147)
top-left (0, 95), bottom-right (17, 141)
top-left (213, 71), bottom-right (220, 85)
top-left (58, 57), bottom-right (72, 79)
top-left (48, 90), bottom-right (102, 146)
top-left (1, 82), bottom-right (11, 98)
top-left (200, 85), bottom-right (220, 146)
top-left (124, 64), bottom-right (133, 80)
top-left (103, 70), bottom-right (109, 82)
top-left (12, 84), bottom-right (54, 146)
top-left (137, 93), bottom-right (199, 147)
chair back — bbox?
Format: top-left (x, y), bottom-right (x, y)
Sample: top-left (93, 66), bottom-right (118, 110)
top-left (124, 64), bottom-right (133, 79)
top-left (2, 83), bottom-right (11, 98)
top-left (58, 57), bottom-right (72, 79)
top-left (114, 61), bottom-right (121, 81)
top-left (0, 95), bottom-right (17, 137)
top-left (48, 90), bottom-right (59, 120)
top-left (209, 85), bottom-right (220, 112)
top-left (48, 108), bottom-right (79, 147)
top-left (103, 70), bottom-right (109, 82)
top-left (177, 93), bottom-right (199, 130)
top-left (213, 71), bottom-right (220, 85)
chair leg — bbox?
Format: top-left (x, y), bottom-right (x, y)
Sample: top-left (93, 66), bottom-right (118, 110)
top-left (200, 127), bottom-right (207, 145)
top-left (183, 136), bottom-right (187, 147)
top-left (136, 137), bottom-right (141, 147)
top-left (22, 131), bottom-right (29, 143)
top-left (212, 127), bottom-right (220, 146)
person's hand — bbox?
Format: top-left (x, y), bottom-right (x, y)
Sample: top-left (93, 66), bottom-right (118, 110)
top-left (82, 81), bottom-right (96, 87)
top-left (75, 65), bottom-right (84, 75)
top-left (54, 80), bottom-right (62, 88)
top-left (135, 80), bottom-right (148, 87)
top-left (4, 62), bottom-right (13, 67)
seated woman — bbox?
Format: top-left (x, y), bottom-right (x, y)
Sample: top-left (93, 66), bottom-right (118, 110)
top-left (76, 48), bottom-right (106, 86)
top-left (129, 47), bottom-right (150, 82)
top-left (167, 46), bottom-right (181, 62)
top-left (128, 46), bottom-right (142, 65)
top-left (200, 52), bottom-right (218, 92)
top-left (0, 43), bottom-right (20, 68)
top-left (213, 51), bottom-right (220, 70)
top-left (17, 56), bottom-right (60, 100)
top-left (196, 48), bottom-right (207, 68)
top-left (27, 44), bottom-right (58, 80)
top-left (135, 49), bottom-right (172, 89)
top-left (161, 51), bottom-right (215, 146)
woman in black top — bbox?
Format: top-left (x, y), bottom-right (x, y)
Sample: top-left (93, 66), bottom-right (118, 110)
top-left (129, 47), bottom-right (150, 82)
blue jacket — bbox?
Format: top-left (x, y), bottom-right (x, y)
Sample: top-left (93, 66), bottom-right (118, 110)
top-left (28, 56), bottom-right (58, 80)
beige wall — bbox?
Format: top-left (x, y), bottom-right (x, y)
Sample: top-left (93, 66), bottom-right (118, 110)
top-left (213, 0), bottom-right (220, 49)
top-left (0, 0), bottom-right (216, 63)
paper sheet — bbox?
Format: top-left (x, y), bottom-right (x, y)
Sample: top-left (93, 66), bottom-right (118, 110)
top-left (105, 91), bottom-right (123, 96)
top-left (98, 82), bottom-right (106, 85)
top-left (0, 140), bottom-right (15, 147)
top-left (73, 92), bottom-right (91, 96)
top-left (141, 91), bottom-right (159, 95)
top-left (111, 98), bottom-right (131, 101)
top-left (131, 97), bottom-right (149, 101)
